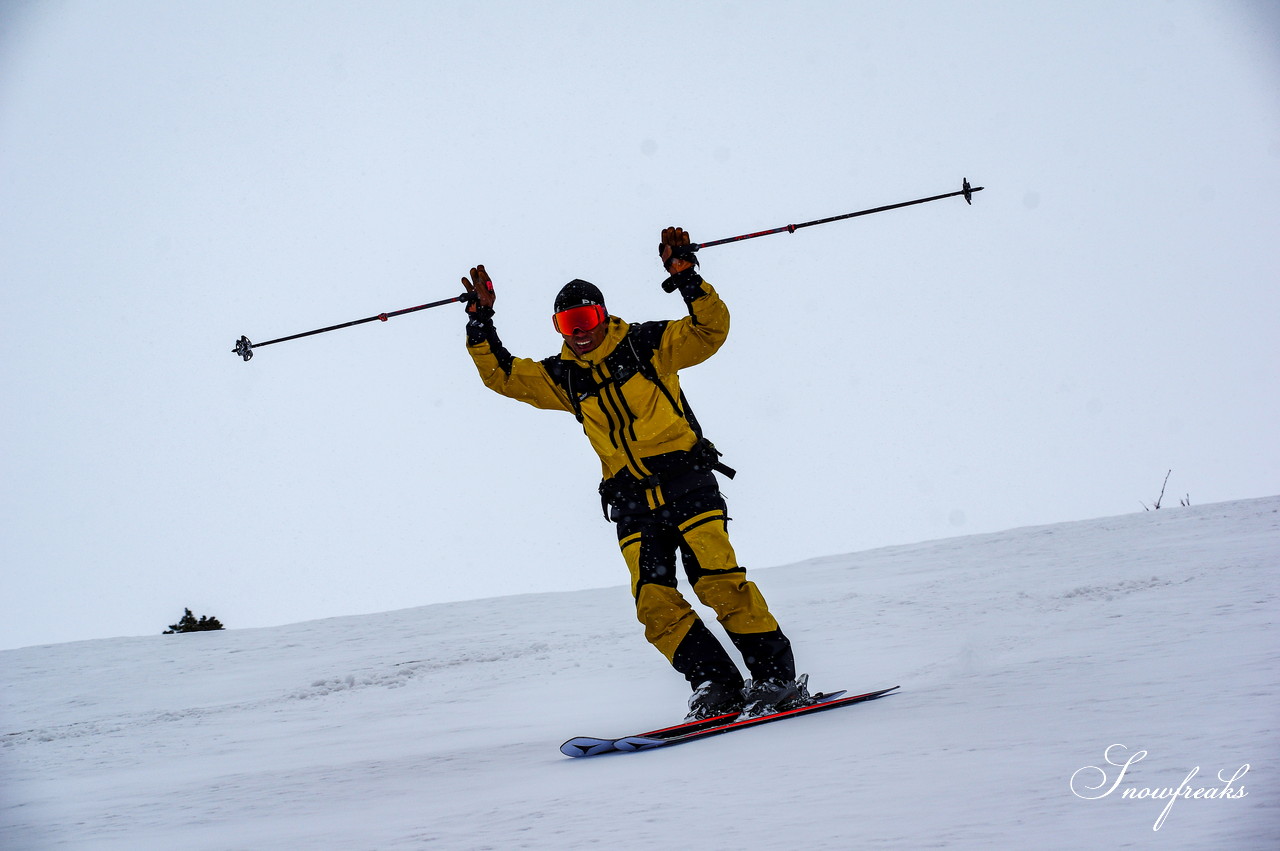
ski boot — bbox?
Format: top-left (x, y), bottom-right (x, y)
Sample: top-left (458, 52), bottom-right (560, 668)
top-left (685, 680), bottom-right (746, 722)
top-left (739, 673), bottom-right (813, 719)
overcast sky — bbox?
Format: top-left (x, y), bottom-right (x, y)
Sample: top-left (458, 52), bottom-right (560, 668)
top-left (2, 1), bottom-right (1277, 650)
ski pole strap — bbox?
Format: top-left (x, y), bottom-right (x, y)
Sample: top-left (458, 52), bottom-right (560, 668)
top-left (691, 437), bottom-right (735, 479)
top-left (713, 459), bottom-right (737, 479)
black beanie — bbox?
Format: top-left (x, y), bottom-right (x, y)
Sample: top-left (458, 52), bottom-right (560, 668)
top-left (554, 279), bottom-right (606, 313)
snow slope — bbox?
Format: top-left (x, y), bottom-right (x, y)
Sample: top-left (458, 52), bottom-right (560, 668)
top-left (2, 497), bottom-right (1277, 849)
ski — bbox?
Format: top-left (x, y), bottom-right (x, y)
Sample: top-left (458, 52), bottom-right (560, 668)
top-left (561, 685), bottom-right (899, 758)
top-left (578, 688), bottom-right (850, 752)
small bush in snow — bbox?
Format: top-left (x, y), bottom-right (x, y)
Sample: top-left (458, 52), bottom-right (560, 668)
top-left (164, 608), bottom-right (225, 634)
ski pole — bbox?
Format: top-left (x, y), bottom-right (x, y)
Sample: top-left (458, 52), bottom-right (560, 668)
top-left (233, 292), bottom-right (469, 361)
top-left (690, 177), bottom-right (983, 252)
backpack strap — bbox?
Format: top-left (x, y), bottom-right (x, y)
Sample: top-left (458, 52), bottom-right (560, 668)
top-left (617, 322), bottom-right (735, 480)
top-left (622, 322), bottom-right (694, 428)
top-left (540, 355), bottom-right (592, 424)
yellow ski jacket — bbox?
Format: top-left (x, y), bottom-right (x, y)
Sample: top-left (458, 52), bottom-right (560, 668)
top-left (467, 279), bottom-right (729, 491)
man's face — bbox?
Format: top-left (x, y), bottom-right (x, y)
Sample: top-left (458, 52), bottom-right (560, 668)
top-left (561, 320), bottom-right (608, 356)
top-left (553, 304), bottom-right (609, 356)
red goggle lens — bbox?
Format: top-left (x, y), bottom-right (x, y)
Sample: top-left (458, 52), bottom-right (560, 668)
top-left (552, 304), bottom-right (607, 335)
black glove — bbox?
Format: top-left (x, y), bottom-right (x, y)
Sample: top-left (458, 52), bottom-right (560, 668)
top-left (465, 304), bottom-right (495, 345)
top-left (662, 266), bottom-right (706, 302)
top-left (663, 243), bottom-right (697, 272)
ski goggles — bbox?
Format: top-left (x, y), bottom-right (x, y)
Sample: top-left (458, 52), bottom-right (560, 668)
top-left (552, 304), bottom-right (607, 335)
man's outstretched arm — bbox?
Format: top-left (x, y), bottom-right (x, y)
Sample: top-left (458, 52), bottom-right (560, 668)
top-left (654, 228), bottom-right (730, 373)
top-left (462, 264), bottom-right (572, 413)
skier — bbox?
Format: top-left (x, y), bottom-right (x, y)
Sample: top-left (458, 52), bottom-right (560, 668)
top-left (462, 227), bottom-right (808, 721)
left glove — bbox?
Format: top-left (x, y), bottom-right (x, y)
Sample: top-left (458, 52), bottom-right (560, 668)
top-left (661, 266), bottom-right (706, 299)
top-left (659, 226), bottom-right (698, 273)
top-left (658, 226), bottom-right (704, 299)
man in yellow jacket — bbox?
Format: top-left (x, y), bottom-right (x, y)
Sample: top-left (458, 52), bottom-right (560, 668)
top-left (462, 227), bottom-right (807, 721)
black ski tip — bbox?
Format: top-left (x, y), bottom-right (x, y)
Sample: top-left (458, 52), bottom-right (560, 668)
top-left (840, 684), bottom-right (900, 703)
top-left (233, 335), bottom-right (254, 361)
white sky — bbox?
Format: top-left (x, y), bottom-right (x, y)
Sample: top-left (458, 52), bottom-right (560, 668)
top-left (2, 0), bottom-right (1277, 650)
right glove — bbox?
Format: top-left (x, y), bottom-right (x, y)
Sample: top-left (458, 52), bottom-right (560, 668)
top-left (461, 265), bottom-right (495, 313)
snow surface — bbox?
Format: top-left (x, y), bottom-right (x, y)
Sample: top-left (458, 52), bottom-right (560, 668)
top-left (2, 497), bottom-right (1277, 849)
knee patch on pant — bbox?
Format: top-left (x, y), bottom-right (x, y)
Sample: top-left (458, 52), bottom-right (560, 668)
top-left (692, 573), bottom-right (781, 636)
top-left (622, 527), bottom-right (695, 660)
top-left (678, 509), bottom-right (738, 575)
top-left (634, 579), bottom-right (696, 662)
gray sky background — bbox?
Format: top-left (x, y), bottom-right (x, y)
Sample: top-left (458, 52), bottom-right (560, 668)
top-left (2, 1), bottom-right (1277, 650)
